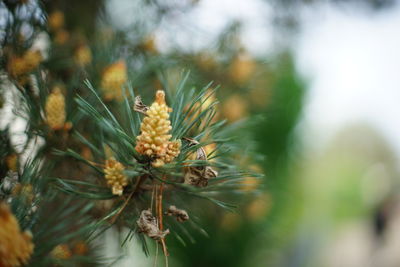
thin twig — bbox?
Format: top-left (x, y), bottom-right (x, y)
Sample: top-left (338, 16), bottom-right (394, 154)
top-left (151, 185), bottom-right (156, 213)
top-left (157, 180), bottom-right (169, 259)
top-left (158, 183), bottom-right (164, 231)
top-left (110, 190), bottom-right (134, 224)
top-left (140, 184), bottom-right (172, 191)
top-left (110, 174), bottom-right (148, 224)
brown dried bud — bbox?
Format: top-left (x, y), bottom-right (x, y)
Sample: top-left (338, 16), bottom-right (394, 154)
top-left (136, 210), bottom-right (169, 240)
top-left (165, 205), bottom-right (189, 222)
top-left (183, 141), bottom-right (218, 187)
top-left (0, 203), bottom-right (34, 267)
top-left (133, 95), bottom-right (149, 114)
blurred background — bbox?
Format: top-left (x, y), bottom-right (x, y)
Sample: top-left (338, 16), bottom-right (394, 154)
top-left (3, 0), bottom-right (400, 266)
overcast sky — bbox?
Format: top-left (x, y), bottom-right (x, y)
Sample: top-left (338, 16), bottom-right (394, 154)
top-left (296, 3), bottom-right (400, 159)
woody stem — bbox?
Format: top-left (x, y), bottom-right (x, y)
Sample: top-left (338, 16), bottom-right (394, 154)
top-left (157, 178), bottom-right (168, 256)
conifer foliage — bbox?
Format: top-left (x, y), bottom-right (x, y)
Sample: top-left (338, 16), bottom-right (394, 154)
top-left (0, 0), bottom-right (262, 266)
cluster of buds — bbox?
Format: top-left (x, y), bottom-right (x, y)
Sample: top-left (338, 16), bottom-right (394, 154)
top-left (7, 50), bottom-right (42, 85)
top-left (100, 61), bottom-right (127, 101)
top-left (0, 203), bottom-right (34, 267)
top-left (103, 158), bottom-right (128, 196)
top-left (50, 241), bottom-right (88, 260)
top-left (45, 86), bottom-right (66, 130)
top-left (135, 90), bottom-right (181, 167)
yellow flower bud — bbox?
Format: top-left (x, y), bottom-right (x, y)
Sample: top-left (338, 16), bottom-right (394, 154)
top-left (51, 244), bottom-right (71, 260)
top-left (0, 203), bottom-right (34, 267)
top-left (135, 90), bottom-right (181, 167)
top-left (12, 184), bottom-right (34, 203)
top-left (74, 45), bottom-right (92, 66)
top-left (229, 55), bottom-right (255, 84)
top-left (48, 11), bottom-right (64, 31)
top-left (7, 50), bottom-right (42, 80)
top-left (54, 30), bottom-right (69, 45)
top-left (246, 194), bottom-right (271, 222)
top-left (45, 87), bottom-right (66, 130)
top-left (73, 241), bottom-right (88, 255)
top-left (104, 158), bottom-right (128, 196)
top-left (222, 94), bottom-right (248, 122)
top-left (23, 50), bottom-right (42, 72)
top-left (101, 61), bottom-right (127, 101)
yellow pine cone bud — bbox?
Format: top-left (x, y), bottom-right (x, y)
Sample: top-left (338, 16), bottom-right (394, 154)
top-left (7, 55), bottom-right (26, 78)
top-left (73, 241), bottom-right (88, 255)
top-left (136, 90), bottom-right (181, 167)
top-left (229, 54), bottom-right (255, 84)
top-left (141, 36), bottom-right (157, 53)
top-left (101, 61), bottom-right (127, 101)
top-left (48, 10), bottom-right (64, 31)
top-left (0, 203), bottom-right (34, 267)
top-left (104, 158), bottom-right (128, 196)
top-left (152, 139), bottom-right (181, 167)
top-left (7, 50), bottom-right (42, 79)
top-left (74, 45), bottom-right (92, 66)
top-left (45, 87), bottom-right (66, 130)
top-left (54, 30), bottom-right (69, 45)
top-left (23, 50), bottom-right (42, 72)
top-left (12, 184), bottom-right (34, 203)
top-left (51, 244), bottom-right (71, 260)
top-left (222, 94), bottom-right (248, 122)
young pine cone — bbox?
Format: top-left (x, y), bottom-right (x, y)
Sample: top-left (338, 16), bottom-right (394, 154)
top-left (74, 45), bottom-right (92, 67)
top-left (104, 158), bottom-right (128, 196)
top-left (101, 61), bottom-right (127, 101)
top-left (48, 10), bottom-right (65, 31)
top-left (45, 87), bottom-right (66, 130)
top-left (7, 50), bottom-right (42, 82)
top-left (0, 203), bottom-right (34, 267)
top-left (135, 90), bottom-right (181, 167)
top-left (50, 244), bottom-right (72, 260)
